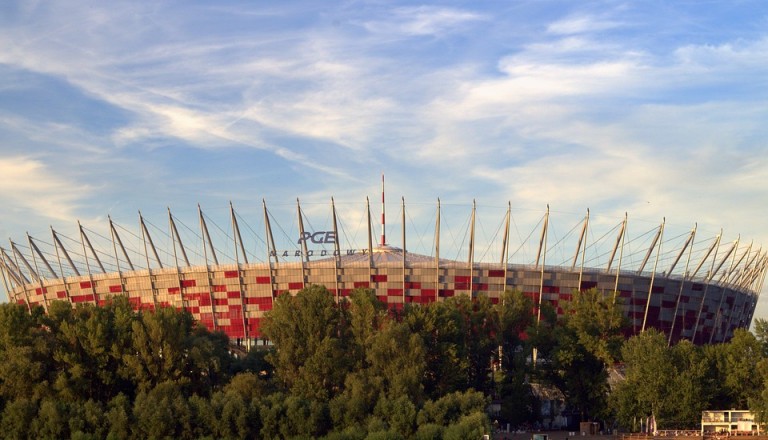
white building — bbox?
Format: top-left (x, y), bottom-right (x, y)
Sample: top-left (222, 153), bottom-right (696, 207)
top-left (701, 410), bottom-right (762, 435)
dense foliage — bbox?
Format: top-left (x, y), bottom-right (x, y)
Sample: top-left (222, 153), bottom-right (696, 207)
top-left (0, 287), bottom-right (766, 439)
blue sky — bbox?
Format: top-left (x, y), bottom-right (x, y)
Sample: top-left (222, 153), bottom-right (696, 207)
top-left (0, 1), bottom-right (766, 319)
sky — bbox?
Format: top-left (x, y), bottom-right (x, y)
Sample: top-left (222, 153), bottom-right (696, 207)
top-left (0, 1), bottom-right (766, 320)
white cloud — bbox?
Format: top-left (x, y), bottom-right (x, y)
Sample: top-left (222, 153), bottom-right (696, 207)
top-left (547, 14), bottom-right (622, 35)
top-left (360, 6), bottom-right (485, 37)
top-left (0, 156), bottom-right (90, 223)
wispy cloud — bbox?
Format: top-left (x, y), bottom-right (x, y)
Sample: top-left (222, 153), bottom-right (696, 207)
top-left (359, 6), bottom-right (486, 37)
top-left (0, 156), bottom-right (91, 224)
top-left (547, 14), bottom-right (622, 35)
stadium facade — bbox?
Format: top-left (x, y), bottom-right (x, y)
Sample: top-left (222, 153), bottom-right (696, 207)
top-left (1, 190), bottom-right (765, 347)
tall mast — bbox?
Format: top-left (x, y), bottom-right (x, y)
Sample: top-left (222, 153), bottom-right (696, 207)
top-left (668, 224), bottom-right (697, 346)
top-left (401, 197), bottom-right (406, 304)
top-left (52, 228), bottom-right (80, 276)
top-left (468, 200), bottom-right (476, 295)
top-left (692, 231), bottom-right (722, 343)
top-left (435, 198), bottom-right (441, 297)
top-left (365, 197), bottom-right (373, 268)
top-left (168, 208), bottom-right (189, 267)
top-left (263, 199), bottom-right (278, 267)
top-left (198, 205), bottom-right (218, 266)
top-left (502, 202), bottom-right (511, 295)
top-left (231, 202), bottom-right (248, 265)
top-left (642, 218), bottom-right (665, 332)
top-left (331, 197), bottom-right (341, 301)
top-left (111, 216), bottom-right (135, 271)
top-left (536, 206), bottom-right (549, 322)
top-left (380, 173), bottom-right (386, 247)
top-left (574, 209), bottom-right (589, 288)
top-left (27, 234), bottom-right (56, 278)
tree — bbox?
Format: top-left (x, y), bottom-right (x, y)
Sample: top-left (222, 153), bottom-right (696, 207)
top-left (667, 340), bottom-right (710, 428)
top-left (347, 289), bottom-right (388, 369)
top-left (46, 301), bottom-right (131, 402)
top-left (105, 393), bottom-right (132, 440)
top-left (550, 289), bottom-right (627, 422)
top-left (30, 398), bottom-right (69, 440)
top-left (0, 303), bottom-right (54, 402)
top-left (754, 318), bottom-right (768, 356)
top-left (750, 358), bottom-right (768, 425)
top-left (132, 381), bottom-right (194, 439)
top-left (209, 389), bottom-right (260, 439)
top-left (416, 390), bottom-right (488, 427)
top-left (0, 398), bottom-right (37, 440)
top-left (612, 329), bottom-right (673, 429)
top-left (261, 285), bottom-right (352, 400)
top-left (723, 329), bottom-right (764, 408)
top-left (452, 296), bottom-right (498, 393)
top-left (121, 306), bottom-right (196, 392)
top-left (495, 289), bottom-right (534, 373)
top-left (404, 299), bottom-right (469, 398)
top-left (562, 289), bottom-right (627, 366)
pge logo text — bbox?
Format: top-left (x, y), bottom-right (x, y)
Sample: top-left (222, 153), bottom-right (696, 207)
top-left (298, 231), bottom-right (337, 244)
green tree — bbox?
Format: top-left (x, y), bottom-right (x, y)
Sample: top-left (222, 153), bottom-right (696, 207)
top-left (543, 289), bottom-right (627, 422)
top-left (612, 329), bottom-right (673, 429)
top-left (69, 399), bottom-right (108, 439)
top-left (47, 301), bottom-right (131, 402)
top-left (347, 289), bottom-right (388, 368)
top-left (452, 296), bottom-right (498, 393)
top-left (30, 398), bottom-right (69, 440)
top-left (563, 288), bottom-right (627, 366)
top-left (132, 381), bottom-right (194, 439)
top-left (754, 318), bottom-right (768, 356)
top-left (122, 306), bottom-right (196, 392)
top-left (367, 320), bottom-right (426, 402)
top-left (404, 300), bottom-right (468, 398)
top-left (667, 340), bottom-right (710, 428)
top-left (373, 394), bottom-right (418, 437)
top-left (443, 412), bottom-right (489, 440)
top-left (105, 393), bottom-right (132, 440)
top-left (209, 389), bottom-right (260, 439)
top-left (723, 329), bottom-right (764, 408)
top-left (496, 289), bottom-right (534, 372)
top-left (0, 303), bottom-right (54, 402)
top-left (0, 398), bottom-right (38, 440)
top-left (417, 389), bottom-right (488, 427)
top-left (750, 358), bottom-right (768, 425)
top-left (261, 285), bottom-right (352, 401)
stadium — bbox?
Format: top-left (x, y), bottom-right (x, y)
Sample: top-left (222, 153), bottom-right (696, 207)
top-left (1, 186), bottom-right (765, 348)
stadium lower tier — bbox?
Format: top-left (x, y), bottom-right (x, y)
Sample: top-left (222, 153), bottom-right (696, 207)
top-left (8, 261), bottom-right (755, 346)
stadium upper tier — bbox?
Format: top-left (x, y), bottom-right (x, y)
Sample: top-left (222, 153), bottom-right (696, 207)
top-left (1, 198), bottom-right (765, 346)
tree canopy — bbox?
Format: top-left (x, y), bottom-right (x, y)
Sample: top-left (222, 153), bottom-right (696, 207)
top-left (0, 286), bottom-right (765, 438)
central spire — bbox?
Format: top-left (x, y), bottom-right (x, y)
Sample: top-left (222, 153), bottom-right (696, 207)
top-left (380, 172), bottom-right (386, 247)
